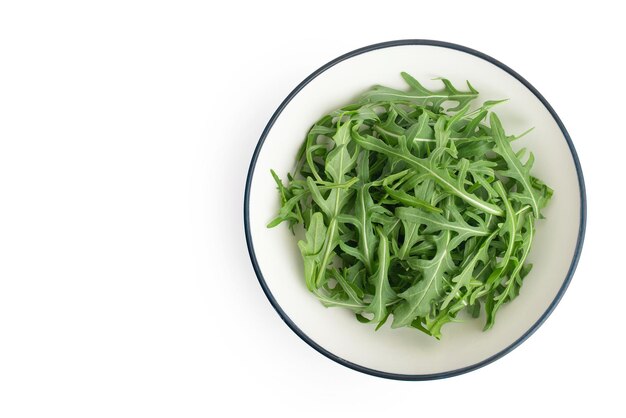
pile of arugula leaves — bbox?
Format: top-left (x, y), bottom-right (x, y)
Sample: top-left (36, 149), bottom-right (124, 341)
top-left (268, 73), bottom-right (552, 338)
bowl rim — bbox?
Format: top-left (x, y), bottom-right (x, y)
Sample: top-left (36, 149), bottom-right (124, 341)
top-left (243, 39), bottom-right (587, 381)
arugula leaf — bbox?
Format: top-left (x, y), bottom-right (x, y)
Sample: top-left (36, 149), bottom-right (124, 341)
top-left (392, 230), bottom-right (455, 328)
top-left (490, 113), bottom-right (542, 217)
top-left (485, 213), bottom-right (534, 330)
top-left (442, 231), bottom-right (496, 309)
top-left (297, 212), bottom-right (327, 291)
top-left (396, 206), bottom-right (489, 250)
top-left (337, 184), bottom-right (379, 271)
top-left (360, 73), bottom-right (478, 112)
top-left (366, 227), bottom-right (396, 322)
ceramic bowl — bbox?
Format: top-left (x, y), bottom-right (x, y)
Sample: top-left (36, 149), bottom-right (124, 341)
top-left (244, 40), bottom-right (586, 380)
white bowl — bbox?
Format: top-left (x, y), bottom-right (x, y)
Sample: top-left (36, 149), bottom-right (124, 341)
top-left (244, 40), bottom-right (586, 380)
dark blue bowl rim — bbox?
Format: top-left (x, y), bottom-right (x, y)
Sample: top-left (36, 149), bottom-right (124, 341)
top-left (243, 39), bottom-right (587, 381)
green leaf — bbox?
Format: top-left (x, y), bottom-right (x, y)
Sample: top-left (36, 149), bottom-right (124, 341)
top-left (337, 185), bottom-right (379, 271)
top-left (442, 231), bottom-right (496, 309)
top-left (297, 212), bottom-right (327, 291)
top-left (396, 214), bottom-right (423, 261)
top-left (396, 206), bottom-right (490, 250)
top-left (366, 227), bottom-right (396, 322)
top-left (332, 268), bottom-right (365, 307)
top-left (360, 74), bottom-right (479, 112)
top-left (325, 121), bottom-right (358, 183)
top-left (485, 213), bottom-right (534, 330)
top-left (383, 186), bottom-right (442, 213)
top-left (353, 185), bottom-right (379, 271)
top-left (490, 113), bottom-right (541, 218)
top-left (306, 177), bottom-right (354, 220)
top-left (314, 218), bottom-right (340, 289)
top-left (392, 230), bottom-right (455, 328)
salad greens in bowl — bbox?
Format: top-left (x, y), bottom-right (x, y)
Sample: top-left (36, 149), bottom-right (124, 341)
top-left (244, 40), bottom-right (585, 380)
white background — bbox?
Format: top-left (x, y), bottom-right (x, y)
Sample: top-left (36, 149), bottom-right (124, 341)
top-left (0, 1), bottom-right (622, 416)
